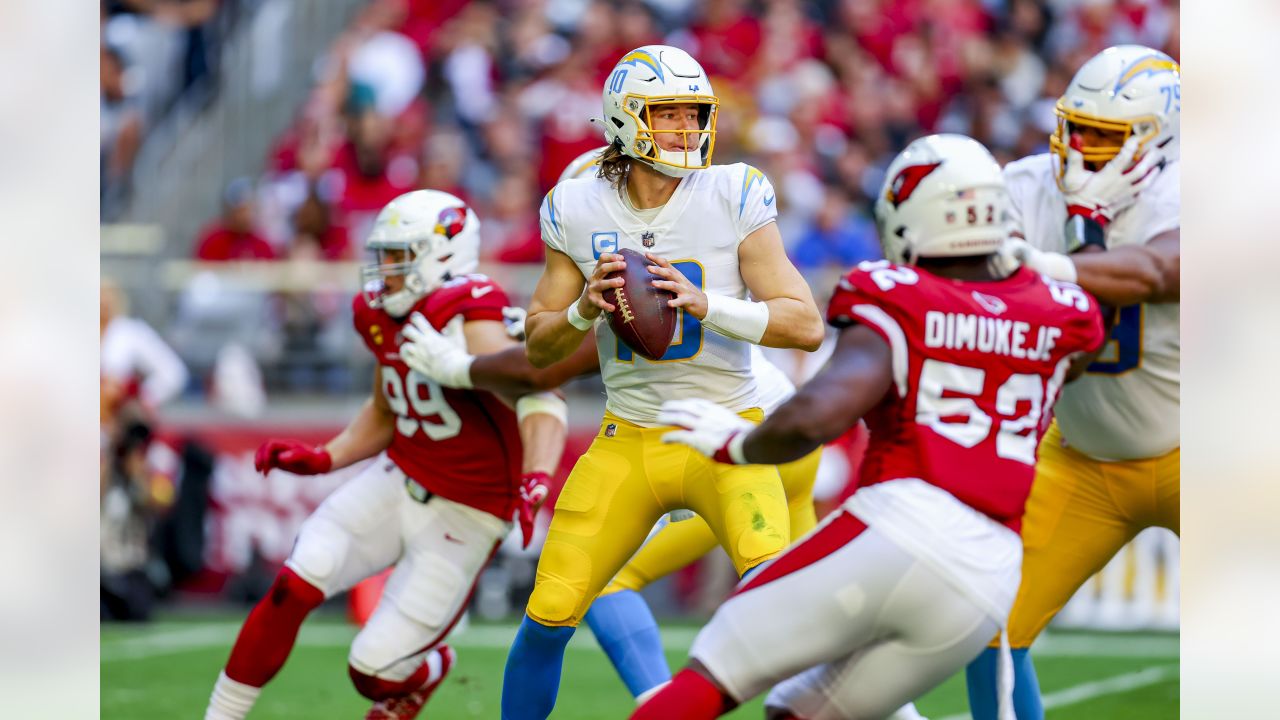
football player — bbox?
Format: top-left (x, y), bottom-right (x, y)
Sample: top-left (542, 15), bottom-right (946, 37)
top-left (400, 144), bottom-right (830, 705)
top-left (204, 190), bottom-right (567, 720)
top-left (964, 45), bottom-right (1180, 720)
top-left (498, 45), bottom-right (826, 720)
top-left (631, 134), bottom-right (1107, 720)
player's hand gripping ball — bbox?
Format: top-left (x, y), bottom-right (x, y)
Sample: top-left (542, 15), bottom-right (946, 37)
top-left (604, 248), bottom-right (677, 360)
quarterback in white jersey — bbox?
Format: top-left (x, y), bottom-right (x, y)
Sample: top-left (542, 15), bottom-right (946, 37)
top-left (500, 45), bottom-right (824, 720)
top-left (966, 45), bottom-right (1181, 720)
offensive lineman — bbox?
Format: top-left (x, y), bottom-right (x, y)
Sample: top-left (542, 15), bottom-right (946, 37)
top-left (964, 45), bottom-right (1181, 720)
top-left (204, 190), bottom-right (566, 720)
top-left (633, 134), bottom-right (1106, 720)
top-left (498, 45), bottom-right (825, 720)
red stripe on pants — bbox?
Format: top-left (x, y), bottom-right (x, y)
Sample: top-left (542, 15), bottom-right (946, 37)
top-left (736, 511), bottom-right (868, 596)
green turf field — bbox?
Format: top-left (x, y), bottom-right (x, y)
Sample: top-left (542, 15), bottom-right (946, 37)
top-left (102, 614), bottom-right (1177, 718)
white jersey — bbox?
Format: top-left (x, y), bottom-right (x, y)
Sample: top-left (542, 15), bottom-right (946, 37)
top-left (541, 163), bottom-right (778, 425)
top-left (1004, 154), bottom-right (1179, 461)
top-left (751, 346), bottom-right (795, 414)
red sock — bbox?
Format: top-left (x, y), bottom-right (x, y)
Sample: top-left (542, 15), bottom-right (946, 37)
top-left (630, 668), bottom-right (734, 720)
top-left (224, 567), bottom-right (325, 687)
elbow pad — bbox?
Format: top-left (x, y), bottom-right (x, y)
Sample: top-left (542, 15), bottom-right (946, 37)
top-left (516, 391), bottom-right (568, 426)
top-left (702, 294), bottom-right (770, 344)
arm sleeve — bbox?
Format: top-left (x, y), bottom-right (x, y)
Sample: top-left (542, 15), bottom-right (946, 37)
top-left (734, 164), bottom-right (779, 241)
top-left (539, 186), bottom-right (568, 255)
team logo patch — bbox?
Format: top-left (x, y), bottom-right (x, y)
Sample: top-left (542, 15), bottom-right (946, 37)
top-left (886, 162), bottom-right (943, 208)
top-left (592, 231), bottom-right (619, 259)
top-left (604, 423), bottom-right (617, 438)
top-left (972, 291), bottom-right (1008, 315)
top-left (641, 231), bottom-right (655, 248)
top-left (435, 206), bottom-right (467, 239)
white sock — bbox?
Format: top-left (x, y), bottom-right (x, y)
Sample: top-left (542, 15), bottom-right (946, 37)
top-left (205, 671), bottom-right (261, 720)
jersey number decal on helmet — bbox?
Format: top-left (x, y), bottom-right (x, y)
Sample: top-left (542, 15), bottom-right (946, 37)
top-left (617, 260), bottom-right (704, 363)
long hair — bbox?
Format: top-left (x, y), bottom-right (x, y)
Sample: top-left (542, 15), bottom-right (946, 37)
top-left (597, 140), bottom-right (631, 190)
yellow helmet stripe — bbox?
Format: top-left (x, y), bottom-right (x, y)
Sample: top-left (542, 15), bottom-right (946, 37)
top-left (1115, 56), bottom-right (1179, 93)
top-left (618, 50), bottom-right (664, 81)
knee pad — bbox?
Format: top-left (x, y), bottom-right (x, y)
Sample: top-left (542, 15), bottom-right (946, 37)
top-left (527, 541), bottom-right (592, 626)
top-left (528, 578), bottom-right (582, 626)
top-left (285, 520), bottom-right (350, 593)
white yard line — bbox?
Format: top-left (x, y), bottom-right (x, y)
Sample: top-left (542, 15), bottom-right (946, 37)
top-left (101, 622), bottom-right (1175, 664)
top-left (936, 664), bottom-right (1180, 720)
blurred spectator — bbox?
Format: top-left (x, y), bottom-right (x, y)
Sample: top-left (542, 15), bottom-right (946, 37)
top-left (101, 277), bottom-right (190, 418)
top-left (789, 185), bottom-right (882, 269)
top-left (289, 189), bottom-right (352, 261)
top-left (484, 173), bottom-right (544, 263)
top-left (101, 420), bottom-right (170, 622)
top-left (194, 178), bottom-right (276, 260)
top-left (101, 44), bottom-right (145, 219)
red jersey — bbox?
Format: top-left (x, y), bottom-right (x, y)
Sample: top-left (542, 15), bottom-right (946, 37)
top-left (826, 261), bottom-right (1106, 532)
top-left (352, 274), bottom-right (522, 520)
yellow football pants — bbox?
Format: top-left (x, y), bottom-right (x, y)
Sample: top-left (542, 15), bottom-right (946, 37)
top-left (1002, 421), bottom-right (1180, 648)
top-left (601, 446), bottom-right (821, 595)
top-left (526, 409), bottom-right (791, 627)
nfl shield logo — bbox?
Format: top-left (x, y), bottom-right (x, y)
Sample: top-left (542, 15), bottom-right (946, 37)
top-left (641, 231), bottom-right (655, 248)
top-left (604, 423), bottom-right (617, 438)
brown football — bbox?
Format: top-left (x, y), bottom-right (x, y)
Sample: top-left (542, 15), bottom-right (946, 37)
top-left (604, 248), bottom-right (677, 361)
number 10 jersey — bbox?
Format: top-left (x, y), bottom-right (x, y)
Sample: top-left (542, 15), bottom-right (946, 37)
top-left (827, 262), bottom-right (1106, 532)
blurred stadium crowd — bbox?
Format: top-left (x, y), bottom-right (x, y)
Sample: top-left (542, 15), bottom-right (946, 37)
top-left (99, 0), bottom-right (1180, 623)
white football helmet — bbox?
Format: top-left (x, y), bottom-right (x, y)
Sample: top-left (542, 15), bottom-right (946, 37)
top-left (1051, 45), bottom-right (1180, 186)
top-left (361, 189), bottom-right (480, 317)
top-left (601, 45), bottom-right (718, 178)
top-left (558, 146), bottom-right (608, 184)
top-left (874, 134), bottom-right (1008, 264)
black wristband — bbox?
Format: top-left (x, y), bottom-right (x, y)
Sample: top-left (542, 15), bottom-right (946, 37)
top-left (1064, 214), bottom-right (1107, 254)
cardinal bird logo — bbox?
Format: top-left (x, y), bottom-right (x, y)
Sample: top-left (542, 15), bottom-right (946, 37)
top-left (435, 206), bottom-right (467, 239)
top-left (886, 162), bottom-right (943, 208)
top-left (641, 231), bottom-right (655, 248)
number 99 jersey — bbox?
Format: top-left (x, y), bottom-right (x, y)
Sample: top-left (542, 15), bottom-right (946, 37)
top-left (1004, 154), bottom-right (1180, 461)
top-left (827, 261), bottom-right (1106, 531)
top-left (540, 164), bottom-right (778, 426)
top-left (352, 274), bottom-right (523, 520)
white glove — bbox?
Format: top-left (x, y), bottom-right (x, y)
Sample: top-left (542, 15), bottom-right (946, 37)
top-left (998, 238), bottom-right (1077, 283)
top-left (502, 306), bottom-right (528, 341)
top-left (401, 312), bottom-right (475, 389)
top-left (1061, 134), bottom-right (1162, 227)
top-left (658, 398), bottom-right (754, 465)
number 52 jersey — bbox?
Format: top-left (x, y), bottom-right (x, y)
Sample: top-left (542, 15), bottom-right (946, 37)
top-left (540, 164), bottom-right (779, 426)
top-left (827, 262), bottom-right (1107, 532)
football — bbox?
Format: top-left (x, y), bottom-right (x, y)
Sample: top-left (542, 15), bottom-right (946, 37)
top-left (604, 248), bottom-right (677, 360)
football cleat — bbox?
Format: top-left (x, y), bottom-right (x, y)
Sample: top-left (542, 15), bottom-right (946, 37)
top-left (364, 645), bottom-right (457, 720)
